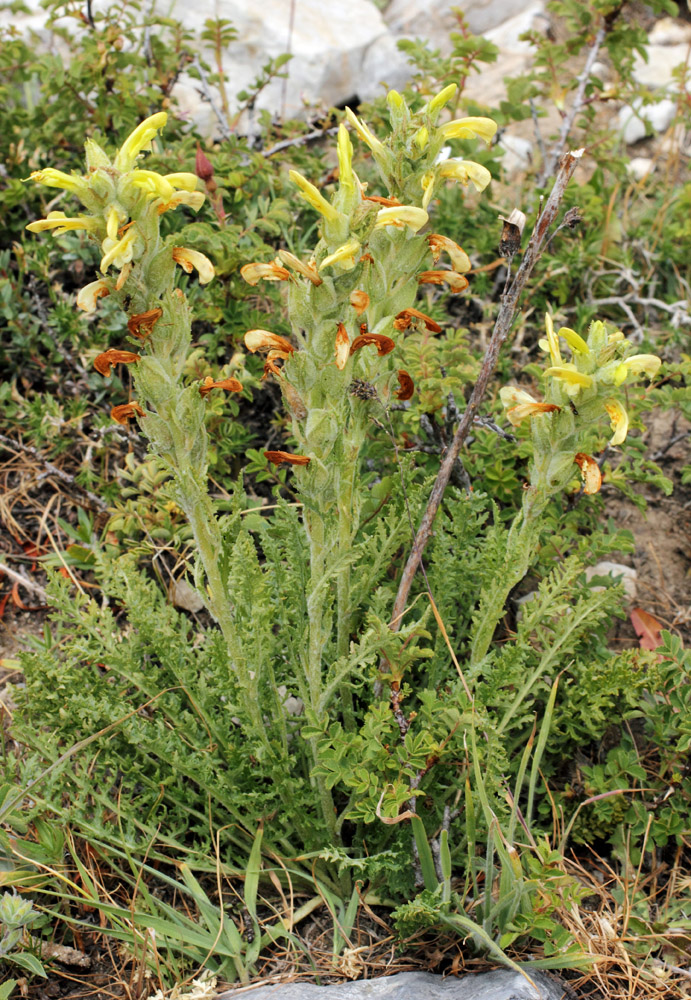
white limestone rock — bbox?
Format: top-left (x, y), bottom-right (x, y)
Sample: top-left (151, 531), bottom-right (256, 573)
top-left (585, 562), bottom-right (637, 602)
top-left (633, 18), bottom-right (691, 91)
top-left (617, 98), bottom-right (677, 144)
top-left (499, 133), bottom-right (533, 175)
top-left (626, 157), bottom-right (655, 181)
top-left (383, 0), bottom-right (540, 45)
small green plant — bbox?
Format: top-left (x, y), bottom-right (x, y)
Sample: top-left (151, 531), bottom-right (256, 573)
top-left (0, 892), bottom-right (46, 980)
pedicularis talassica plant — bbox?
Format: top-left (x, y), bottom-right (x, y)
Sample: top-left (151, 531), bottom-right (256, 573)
top-left (25, 92), bottom-right (660, 853)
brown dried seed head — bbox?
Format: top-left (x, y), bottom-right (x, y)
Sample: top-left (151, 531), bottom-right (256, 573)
top-left (94, 349), bottom-right (141, 377)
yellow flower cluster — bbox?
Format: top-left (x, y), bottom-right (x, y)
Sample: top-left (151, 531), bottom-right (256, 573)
top-left (501, 314), bottom-right (661, 449)
top-left (26, 113), bottom-right (213, 306)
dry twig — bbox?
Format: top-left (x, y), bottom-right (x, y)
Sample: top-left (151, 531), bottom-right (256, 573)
top-left (389, 149), bottom-right (584, 632)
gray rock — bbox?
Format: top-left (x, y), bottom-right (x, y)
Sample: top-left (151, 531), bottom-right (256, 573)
top-left (221, 969), bottom-right (569, 1000)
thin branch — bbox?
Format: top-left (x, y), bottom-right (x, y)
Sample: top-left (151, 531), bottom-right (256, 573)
top-left (538, 23), bottom-right (607, 184)
top-left (192, 55), bottom-right (232, 142)
top-left (262, 126), bottom-right (338, 159)
top-left (389, 149), bottom-right (584, 632)
top-left (0, 561), bottom-right (49, 604)
top-left (0, 432), bottom-right (108, 513)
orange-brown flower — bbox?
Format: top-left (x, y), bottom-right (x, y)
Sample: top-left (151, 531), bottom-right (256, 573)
top-left (363, 194), bottom-right (402, 206)
top-left (394, 370), bottom-right (415, 400)
top-left (240, 261), bottom-right (291, 285)
top-left (262, 359), bottom-right (283, 380)
top-left (349, 290), bottom-right (369, 316)
top-left (393, 308), bottom-right (442, 333)
top-left (334, 322), bottom-right (350, 370)
top-left (244, 329), bottom-right (294, 356)
top-left (127, 308), bottom-right (163, 340)
top-left (418, 270), bottom-right (469, 292)
top-left (94, 349), bottom-right (141, 377)
top-left (264, 450), bottom-right (311, 466)
top-left (199, 375), bottom-right (244, 397)
top-left (574, 453), bottom-right (602, 495)
top-left (350, 333), bottom-right (396, 356)
top-left (111, 402), bottom-right (145, 425)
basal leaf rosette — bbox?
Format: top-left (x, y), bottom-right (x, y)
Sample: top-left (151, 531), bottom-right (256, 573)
top-left (501, 314), bottom-right (661, 499)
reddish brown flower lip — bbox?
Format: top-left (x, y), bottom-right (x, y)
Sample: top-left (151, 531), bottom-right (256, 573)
top-left (94, 349), bottom-right (140, 377)
top-left (264, 450), bottom-right (311, 466)
top-left (199, 376), bottom-right (243, 397)
top-left (350, 333), bottom-right (395, 356)
top-left (262, 359), bottom-right (283, 380)
top-left (574, 453), bottom-right (602, 495)
top-left (394, 370), bottom-right (415, 400)
top-left (111, 402), bottom-right (145, 425)
top-left (127, 308), bottom-right (163, 340)
top-left (393, 308), bottom-right (442, 333)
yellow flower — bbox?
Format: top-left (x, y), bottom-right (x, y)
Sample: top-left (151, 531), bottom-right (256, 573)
top-left (438, 158), bottom-right (492, 192)
top-left (28, 168), bottom-right (90, 200)
top-left (427, 233), bottom-right (471, 273)
top-left (373, 205), bottom-right (429, 232)
top-left (543, 365), bottom-right (594, 397)
top-left (344, 107), bottom-right (388, 161)
top-left (277, 250), bottom-right (322, 285)
top-left (240, 261), bottom-right (291, 285)
top-left (114, 112), bottom-right (168, 172)
top-left (612, 354), bottom-right (662, 385)
top-left (499, 386), bottom-right (561, 426)
top-left (559, 326), bottom-right (590, 354)
top-left (26, 211), bottom-right (98, 235)
top-left (337, 124), bottom-right (355, 192)
top-left (157, 190), bottom-right (205, 213)
top-left (414, 126), bottom-right (429, 151)
top-left (100, 225), bottom-right (140, 273)
top-left (244, 330), bottom-right (294, 355)
top-left (541, 313), bottom-right (563, 366)
top-left (76, 279), bottom-right (110, 312)
top-left (129, 169), bottom-right (175, 202)
top-left (440, 116), bottom-right (497, 143)
top-left (172, 247), bottom-right (215, 284)
top-left (426, 83), bottom-right (457, 116)
top-left (289, 169), bottom-right (341, 223)
top-left (604, 399), bottom-right (629, 446)
top-left (320, 239), bottom-right (361, 271)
